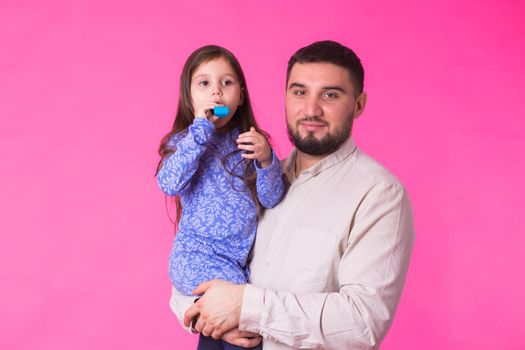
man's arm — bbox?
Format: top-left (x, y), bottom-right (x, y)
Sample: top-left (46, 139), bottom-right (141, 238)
top-left (170, 285), bottom-right (262, 347)
top-left (240, 183), bottom-right (414, 348)
top-left (184, 280), bottom-right (245, 338)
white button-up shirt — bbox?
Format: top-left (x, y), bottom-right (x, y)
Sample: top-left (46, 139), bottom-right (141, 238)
top-left (238, 138), bottom-right (414, 349)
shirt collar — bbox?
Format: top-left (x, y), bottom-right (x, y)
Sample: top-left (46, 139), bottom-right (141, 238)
top-left (284, 138), bottom-right (357, 183)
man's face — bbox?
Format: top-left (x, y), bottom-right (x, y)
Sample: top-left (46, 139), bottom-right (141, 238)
top-left (285, 62), bottom-right (364, 156)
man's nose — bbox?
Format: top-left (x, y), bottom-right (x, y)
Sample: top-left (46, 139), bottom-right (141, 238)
top-left (303, 96), bottom-right (323, 117)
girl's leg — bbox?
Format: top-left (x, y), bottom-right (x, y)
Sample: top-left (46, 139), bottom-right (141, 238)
top-left (196, 334), bottom-right (224, 350)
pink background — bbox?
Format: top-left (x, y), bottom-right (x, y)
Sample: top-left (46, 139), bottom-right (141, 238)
top-left (1, 0), bottom-right (524, 349)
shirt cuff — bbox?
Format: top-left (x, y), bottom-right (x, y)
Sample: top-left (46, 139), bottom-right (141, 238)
top-left (239, 284), bottom-right (264, 334)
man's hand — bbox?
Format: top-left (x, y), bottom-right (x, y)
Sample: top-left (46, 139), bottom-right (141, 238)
top-left (222, 329), bottom-right (262, 348)
top-left (183, 280), bottom-right (245, 339)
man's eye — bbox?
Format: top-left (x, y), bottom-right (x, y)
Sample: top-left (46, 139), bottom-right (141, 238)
top-left (198, 81), bottom-right (209, 86)
top-left (324, 92), bottom-right (338, 98)
top-left (293, 90), bottom-right (305, 96)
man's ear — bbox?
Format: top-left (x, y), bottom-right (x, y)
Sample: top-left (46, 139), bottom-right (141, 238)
top-left (354, 92), bottom-right (367, 119)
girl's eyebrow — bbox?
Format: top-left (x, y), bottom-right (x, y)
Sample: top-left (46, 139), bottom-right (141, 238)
top-left (192, 73), bottom-right (238, 80)
top-left (192, 74), bottom-right (209, 80)
top-left (222, 73), bottom-right (238, 80)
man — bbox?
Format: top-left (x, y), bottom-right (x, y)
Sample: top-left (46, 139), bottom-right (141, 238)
top-left (174, 40), bottom-right (414, 349)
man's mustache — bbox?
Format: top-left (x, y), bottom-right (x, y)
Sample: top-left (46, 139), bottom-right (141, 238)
top-left (298, 117), bottom-right (328, 125)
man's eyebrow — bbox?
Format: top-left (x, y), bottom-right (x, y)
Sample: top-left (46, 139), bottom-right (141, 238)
top-left (288, 82), bottom-right (347, 93)
top-left (288, 82), bottom-right (306, 89)
top-left (322, 85), bottom-right (347, 93)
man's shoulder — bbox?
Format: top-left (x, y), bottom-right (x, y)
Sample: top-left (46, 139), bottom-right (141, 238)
top-left (344, 148), bottom-right (411, 212)
top-left (352, 147), bottom-right (402, 186)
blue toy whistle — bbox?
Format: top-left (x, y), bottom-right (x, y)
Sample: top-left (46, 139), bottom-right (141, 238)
top-left (213, 106), bottom-right (229, 118)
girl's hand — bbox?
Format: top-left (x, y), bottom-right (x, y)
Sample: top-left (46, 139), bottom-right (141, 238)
top-left (237, 127), bottom-right (272, 168)
top-left (194, 101), bottom-right (221, 122)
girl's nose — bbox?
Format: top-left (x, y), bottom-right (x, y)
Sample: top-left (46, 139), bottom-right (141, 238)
top-left (211, 83), bottom-right (222, 96)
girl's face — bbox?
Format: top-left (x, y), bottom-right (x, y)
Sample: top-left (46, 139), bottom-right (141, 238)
top-left (190, 56), bottom-right (244, 129)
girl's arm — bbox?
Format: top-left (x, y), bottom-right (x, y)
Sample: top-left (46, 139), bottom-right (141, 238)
top-left (157, 117), bottom-right (214, 196)
top-left (236, 128), bottom-right (286, 208)
top-left (254, 151), bottom-right (286, 208)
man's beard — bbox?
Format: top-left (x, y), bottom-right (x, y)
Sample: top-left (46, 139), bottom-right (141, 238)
top-left (287, 114), bottom-right (354, 156)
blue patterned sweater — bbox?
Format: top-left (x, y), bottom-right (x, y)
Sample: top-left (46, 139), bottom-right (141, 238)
top-left (157, 117), bottom-right (285, 295)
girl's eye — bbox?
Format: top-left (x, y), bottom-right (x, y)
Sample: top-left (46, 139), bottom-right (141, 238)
top-left (198, 81), bottom-right (209, 87)
top-left (222, 80), bottom-right (233, 86)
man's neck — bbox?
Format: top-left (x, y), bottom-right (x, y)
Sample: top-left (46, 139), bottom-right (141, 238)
top-left (294, 151), bottom-right (327, 177)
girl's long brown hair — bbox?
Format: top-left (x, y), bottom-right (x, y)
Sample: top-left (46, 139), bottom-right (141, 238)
top-left (155, 45), bottom-right (268, 229)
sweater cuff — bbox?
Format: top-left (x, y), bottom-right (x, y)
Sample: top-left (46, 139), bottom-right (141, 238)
top-left (190, 117), bottom-right (215, 145)
top-left (255, 149), bottom-right (278, 172)
top-left (239, 284), bottom-right (264, 334)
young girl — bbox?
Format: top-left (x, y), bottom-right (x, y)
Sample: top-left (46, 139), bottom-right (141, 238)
top-left (156, 45), bottom-right (285, 349)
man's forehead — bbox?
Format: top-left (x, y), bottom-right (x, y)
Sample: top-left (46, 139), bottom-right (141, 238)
top-left (288, 62), bottom-right (352, 88)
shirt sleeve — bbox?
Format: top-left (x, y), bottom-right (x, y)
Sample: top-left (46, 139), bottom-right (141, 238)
top-left (239, 183), bottom-right (414, 349)
top-left (168, 285), bottom-right (199, 334)
top-left (254, 150), bottom-right (286, 209)
top-left (157, 117), bottom-right (214, 196)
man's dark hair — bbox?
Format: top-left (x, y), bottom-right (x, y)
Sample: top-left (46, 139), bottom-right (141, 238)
top-left (286, 40), bottom-right (364, 96)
